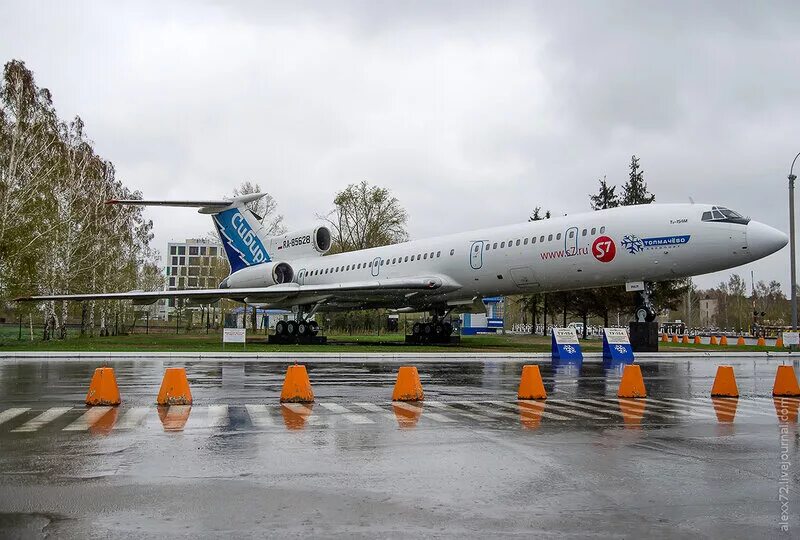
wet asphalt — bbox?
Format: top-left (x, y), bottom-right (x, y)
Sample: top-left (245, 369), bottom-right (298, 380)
top-left (0, 356), bottom-right (798, 539)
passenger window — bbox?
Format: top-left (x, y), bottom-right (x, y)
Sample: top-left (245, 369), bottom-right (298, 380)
top-left (516, 239), bottom-right (520, 246)
top-left (430, 252), bottom-right (434, 258)
top-left (569, 231), bottom-right (574, 238)
top-left (485, 244), bottom-right (490, 251)
top-left (524, 238), bottom-right (528, 245)
top-left (532, 237), bottom-right (537, 244)
top-left (474, 245), bottom-right (479, 253)
top-left (368, 262), bottom-right (372, 267)
top-left (582, 229), bottom-right (587, 236)
top-left (540, 236), bottom-right (545, 242)
top-left (392, 258), bottom-right (396, 264)
top-left (423, 253), bottom-right (428, 259)
top-left (450, 249), bottom-right (454, 256)
top-left (501, 242), bottom-right (505, 248)
top-left (404, 256), bottom-right (408, 262)
top-left (591, 227), bottom-right (596, 235)
top-left (493, 242), bottom-right (498, 249)
top-left (600, 226), bottom-right (606, 234)
top-left (556, 233), bottom-right (561, 240)
top-left (436, 251), bottom-right (441, 257)
top-left (548, 234), bottom-right (553, 241)
top-left (417, 254), bottom-right (421, 259)
top-left (346, 265), bottom-right (350, 271)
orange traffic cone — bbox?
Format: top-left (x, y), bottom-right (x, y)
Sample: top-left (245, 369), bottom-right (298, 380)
top-left (711, 365), bottom-right (739, 397)
top-left (694, 336), bottom-right (702, 344)
top-left (736, 336), bottom-right (746, 346)
top-left (618, 364), bottom-right (647, 398)
top-left (773, 365), bottom-right (800, 397)
top-left (710, 335), bottom-right (718, 345)
top-left (719, 335), bottom-right (728, 346)
top-left (156, 367), bottom-right (193, 405)
top-left (518, 365), bottom-right (547, 400)
top-left (682, 335), bottom-right (690, 344)
top-left (392, 366), bottom-right (424, 401)
top-left (661, 333), bottom-right (669, 343)
top-left (85, 367), bottom-right (121, 406)
top-left (776, 337), bottom-right (784, 348)
top-left (757, 336), bottom-right (766, 347)
top-left (671, 334), bottom-right (679, 343)
top-left (280, 365), bottom-right (314, 403)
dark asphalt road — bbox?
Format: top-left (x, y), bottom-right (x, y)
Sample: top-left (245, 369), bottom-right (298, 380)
top-left (0, 356), bottom-right (798, 538)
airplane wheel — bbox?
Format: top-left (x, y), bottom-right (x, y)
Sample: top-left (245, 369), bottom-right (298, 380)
top-left (424, 323), bottom-right (433, 335)
top-left (412, 322), bottom-right (422, 335)
top-left (286, 320), bottom-right (298, 336)
top-left (443, 322), bottom-right (453, 336)
top-left (433, 323), bottom-right (443, 335)
top-left (276, 320), bottom-right (287, 336)
top-left (298, 321), bottom-right (309, 337)
top-left (309, 321), bottom-right (319, 336)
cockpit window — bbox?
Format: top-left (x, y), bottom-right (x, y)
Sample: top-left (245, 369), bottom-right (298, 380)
top-left (701, 206), bottom-right (750, 225)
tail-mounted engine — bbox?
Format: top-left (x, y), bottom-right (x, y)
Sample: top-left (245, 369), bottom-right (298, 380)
top-left (219, 261), bottom-right (294, 289)
top-left (267, 226), bottom-right (332, 258)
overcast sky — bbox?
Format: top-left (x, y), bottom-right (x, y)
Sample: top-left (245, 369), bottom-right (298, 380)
top-left (2, 0), bottom-right (799, 292)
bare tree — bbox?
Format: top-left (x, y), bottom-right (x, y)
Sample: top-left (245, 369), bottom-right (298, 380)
top-left (319, 180), bottom-right (408, 253)
top-left (230, 181), bottom-right (286, 236)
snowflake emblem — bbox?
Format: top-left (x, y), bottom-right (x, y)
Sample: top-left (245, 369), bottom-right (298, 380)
top-left (563, 344), bottom-right (576, 354)
top-left (621, 235), bottom-right (644, 254)
top-left (614, 345), bottom-right (628, 354)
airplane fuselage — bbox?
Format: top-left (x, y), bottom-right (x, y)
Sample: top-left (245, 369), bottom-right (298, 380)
top-left (274, 203), bottom-right (785, 311)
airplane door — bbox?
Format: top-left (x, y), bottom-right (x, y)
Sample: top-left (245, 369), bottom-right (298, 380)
top-left (371, 257), bottom-right (381, 277)
top-left (297, 269), bottom-right (306, 285)
top-left (470, 241), bottom-right (484, 270)
top-left (510, 266), bottom-right (540, 289)
top-left (564, 227), bottom-right (579, 256)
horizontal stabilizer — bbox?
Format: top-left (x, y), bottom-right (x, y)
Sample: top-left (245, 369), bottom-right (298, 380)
top-left (105, 193), bottom-right (268, 214)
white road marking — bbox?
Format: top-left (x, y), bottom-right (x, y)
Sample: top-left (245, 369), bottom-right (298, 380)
top-left (116, 407), bottom-right (149, 430)
top-left (207, 405), bottom-right (229, 427)
top-left (0, 408), bottom-right (30, 427)
top-left (488, 400), bottom-right (571, 421)
top-left (545, 400), bottom-right (612, 420)
top-left (353, 402), bottom-right (386, 413)
top-left (455, 401), bottom-right (524, 422)
top-left (245, 404), bottom-right (274, 427)
top-left (425, 400), bottom-right (492, 421)
top-left (12, 407), bottom-right (72, 432)
top-left (579, 398), bottom-right (676, 419)
top-left (602, 398), bottom-right (715, 419)
top-left (666, 397), bottom-right (771, 417)
top-left (318, 402), bottom-right (374, 424)
top-left (281, 403), bottom-right (325, 425)
top-left (63, 407), bottom-right (114, 431)
top-left (391, 402), bottom-right (455, 422)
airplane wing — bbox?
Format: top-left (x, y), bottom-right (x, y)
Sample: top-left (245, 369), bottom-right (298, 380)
top-left (15, 276), bottom-right (458, 305)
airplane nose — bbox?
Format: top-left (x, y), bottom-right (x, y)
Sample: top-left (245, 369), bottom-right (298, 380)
top-left (747, 221), bottom-right (789, 260)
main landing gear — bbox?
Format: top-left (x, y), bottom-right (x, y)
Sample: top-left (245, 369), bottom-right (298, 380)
top-left (406, 311), bottom-right (460, 345)
top-left (268, 303), bottom-right (327, 344)
top-left (275, 319), bottom-right (320, 338)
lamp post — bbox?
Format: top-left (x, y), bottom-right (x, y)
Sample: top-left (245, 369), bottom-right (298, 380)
top-left (789, 152), bottom-right (800, 331)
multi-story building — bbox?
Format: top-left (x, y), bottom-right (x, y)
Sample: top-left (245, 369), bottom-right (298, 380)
top-left (699, 296), bottom-right (718, 329)
top-left (159, 238), bottom-right (227, 319)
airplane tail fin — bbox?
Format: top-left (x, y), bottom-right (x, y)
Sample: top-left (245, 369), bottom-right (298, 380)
top-left (107, 193), bottom-right (272, 273)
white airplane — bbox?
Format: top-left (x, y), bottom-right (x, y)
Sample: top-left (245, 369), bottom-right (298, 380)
top-left (19, 193), bottom-right (787, 339)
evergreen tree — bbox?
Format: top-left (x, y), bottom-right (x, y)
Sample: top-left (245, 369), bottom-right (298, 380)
top-left (589, 176), bottom-right (619, 210)
top-left (620, 155), bottom-right (655, 206)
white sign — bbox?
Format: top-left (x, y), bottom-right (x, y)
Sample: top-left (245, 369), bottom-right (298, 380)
top-left (625, 281), bottom-right (645, 292)
top-left (553, 327), bottom-right (579, 344)
top-left (604, 327), bottom-right (630, 345)
top-left (783, 332), bottom-right (799, 346)
top-left (223, 328), bottom-right (246, 343)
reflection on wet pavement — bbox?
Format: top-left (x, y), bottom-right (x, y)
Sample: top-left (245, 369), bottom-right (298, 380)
top-left (0, 356), bottom-right (798, 537)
